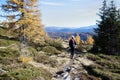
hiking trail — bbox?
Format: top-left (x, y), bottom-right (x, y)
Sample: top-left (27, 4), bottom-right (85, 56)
top-left (29, 41), bottom-right (95, 80)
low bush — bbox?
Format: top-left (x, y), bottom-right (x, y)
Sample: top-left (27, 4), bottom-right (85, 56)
top-left (0, 49), bottom-right (19, 65)
top-left (34, 53), bottom-right (58, 67)
top-left (42, 46), bottom-right (61, 56)
top-left (46, 39), bottom-right (63, 50)
top-left (77, 44), bottom-right (93, 52)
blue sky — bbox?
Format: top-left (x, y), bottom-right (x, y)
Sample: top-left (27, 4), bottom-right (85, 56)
top-left (40, 0), bottom-right (120, 27)
top-left (0, 0), bottom-right (120, 28)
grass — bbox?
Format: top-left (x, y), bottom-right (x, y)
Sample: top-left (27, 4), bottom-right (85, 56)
top-left (0, 39), bottom-right (19, 46)
top-left (0, 37), bottom-right (53, 80)
top-left (0, 27), bottom-right (5, 35)
top-left (0, 64), bottom-right (52, 80)
top-left (34, 52), bottom-right (58, 67)
top-left (84, 53), bottom-right (120, 80)
top-left (0, 27), bottom-right (18, 38)
top-left (0, 47), bottom-right (52, 80)
top-left (0, 48), bottom-right (20, 65)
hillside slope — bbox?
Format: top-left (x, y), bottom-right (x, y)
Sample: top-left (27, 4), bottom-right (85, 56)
top-left (0, 30), bottom-right (120, 80)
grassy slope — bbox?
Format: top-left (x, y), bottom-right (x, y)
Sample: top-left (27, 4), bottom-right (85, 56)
top-left (1, 27), bottom-right (120, 80)
top-left (0, 27), bottom-right (52, 80)
top-left (0, 27), bottom-right (17, 37)
top-left (0, 39), bottom-right (52, 80)
top-left (84, 53), bottom-right (120, 80)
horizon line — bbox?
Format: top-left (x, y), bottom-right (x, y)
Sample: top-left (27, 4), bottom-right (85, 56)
top-left (44, 24), bottom-right (97, 28)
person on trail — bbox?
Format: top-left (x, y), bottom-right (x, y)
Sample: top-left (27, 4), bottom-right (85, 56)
top-left (69, 35), bottom-right (76, 59)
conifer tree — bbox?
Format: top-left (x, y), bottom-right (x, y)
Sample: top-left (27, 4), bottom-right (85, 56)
top-left (86, 35), bottom-right (94, 45)
top-left (75, 34), bottom-right (81, 45)
top-left (93, 0), bottom-right (120, 54)
top-left (1, 0), bottom-right (44, 42)
top-left (117, 9), bottom-right (120, 53)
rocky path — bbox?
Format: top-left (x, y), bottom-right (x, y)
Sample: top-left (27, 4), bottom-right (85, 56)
top-left (28, 52), bottom-right (95, 80)
top-left (29, 41), bottom-right (96, 80)
top-left (53, 54), bottom-right (95, 80)
top-left (52, 41), bottom-right (95, 80)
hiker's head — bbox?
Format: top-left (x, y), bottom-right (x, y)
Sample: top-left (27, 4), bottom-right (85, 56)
top-left (71, 35), bottom-right (75, 39)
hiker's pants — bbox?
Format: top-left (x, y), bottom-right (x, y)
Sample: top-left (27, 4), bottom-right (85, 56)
top-left (70, 47), bottom-right (75, 58)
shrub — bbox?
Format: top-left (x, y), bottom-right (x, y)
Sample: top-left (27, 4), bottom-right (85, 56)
top-left (0, 49), bottom-right (19, 65)
top-left (77, 44), bottom-right (93, 52)
top-left (42, 46), bottom-right (61, 56)
top-left (34, 53), bottom-right (58, 67)
top-left (29, 47), bottom-right (38, 56)
top-left (46, 39), bottom-right (63, 50)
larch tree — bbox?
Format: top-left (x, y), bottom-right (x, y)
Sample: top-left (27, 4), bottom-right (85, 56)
top-left (75, 34), bottom-right (81, 45)
top-left (86, 35), bottom-right (94, 45)
top-left (93, 0), bottom-right (120, 54)
top-left (1, 0), bottom-right (45, 42)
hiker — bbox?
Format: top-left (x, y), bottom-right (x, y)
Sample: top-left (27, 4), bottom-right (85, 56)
top-left (69, 35), bottom-right (76, 59)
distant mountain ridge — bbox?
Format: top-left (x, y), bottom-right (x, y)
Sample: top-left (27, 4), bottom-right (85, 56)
top-left (45, 25), bottom-right (98, 32)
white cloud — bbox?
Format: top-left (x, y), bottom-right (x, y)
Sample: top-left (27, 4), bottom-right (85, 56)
top-left (40, 1), bottom-right (64, 6)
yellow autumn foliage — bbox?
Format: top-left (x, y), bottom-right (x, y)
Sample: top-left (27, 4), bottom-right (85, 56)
top-left (86, 35), bottom-right (94, 45)
top-left (2, 0), bottom-right (45, 41)
top-left (18, 55), bottom-right (33, 63)
top-left (40, 31), bottom-right (45, 36)
top-left (75, 34), bottom-right (81, 44)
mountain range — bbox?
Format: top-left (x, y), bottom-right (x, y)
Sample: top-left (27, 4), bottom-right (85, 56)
top-left (45, 25), bottom-right (98, 32)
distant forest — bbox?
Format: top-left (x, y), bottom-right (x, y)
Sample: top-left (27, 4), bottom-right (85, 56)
top-left (47, 32), bottom-right (95, 40)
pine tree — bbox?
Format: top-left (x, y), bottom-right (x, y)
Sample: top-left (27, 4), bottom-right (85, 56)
top-left (93, 0), bottom-right (108, 53)
top-left (1, 0), bottom-right (44, 42)
top-left (117, 9), bottom-right (120, 53)
top-left (93, 0), bottom-right (120, 54)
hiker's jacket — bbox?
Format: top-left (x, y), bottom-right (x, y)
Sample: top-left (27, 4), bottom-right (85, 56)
top-left (69, 39), bottom-right (76, 48)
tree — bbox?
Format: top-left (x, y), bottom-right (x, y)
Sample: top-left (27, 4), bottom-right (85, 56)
top-left (93, 0), bottom-right (120, 54)
top-left (1, 0), bottom-right (45, 42)
top-left (117, 9), bottom-right (120, 53)
top-left (75, 33), bottom-right (81, 45)
top-left (86, 35), bottom-right (94, 45)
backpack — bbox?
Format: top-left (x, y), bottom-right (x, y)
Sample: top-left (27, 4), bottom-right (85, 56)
top-left (69, 39), bottom-right (76, 47)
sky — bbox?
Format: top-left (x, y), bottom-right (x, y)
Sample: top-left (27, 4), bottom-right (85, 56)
top-left (0, 0), bottom-right (120, 28)
top-left (40, 0), bottom-right (120, 28)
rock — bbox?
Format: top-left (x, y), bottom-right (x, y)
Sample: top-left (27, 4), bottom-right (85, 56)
top-left (62, 72), bottom-right (70, 80)
top-left (0, 68), bottom-right (7, 73)
top-left (56, 70), bottom-right (64, 75)
top-left (74, 77), bottom-right (80, 80)
top-left (82, 49), bottom-right (87, 53)
top-left (64, 66), bottom-right (71, 72)
top-left (34, 76), bottom-right (45, 80)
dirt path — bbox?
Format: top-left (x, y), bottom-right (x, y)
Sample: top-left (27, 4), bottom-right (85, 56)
top-left (28, 52), bottom-right (95, 80)
top-left (28, 41), bottom-right (95, 80)
top-left (52, 54), bottom-right (95, 80)
top-left (52, 42), bottom-right (95, 80)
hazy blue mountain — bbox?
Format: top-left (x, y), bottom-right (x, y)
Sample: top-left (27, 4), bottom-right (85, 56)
top-left (45, 25), bottom-right (98, 32)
